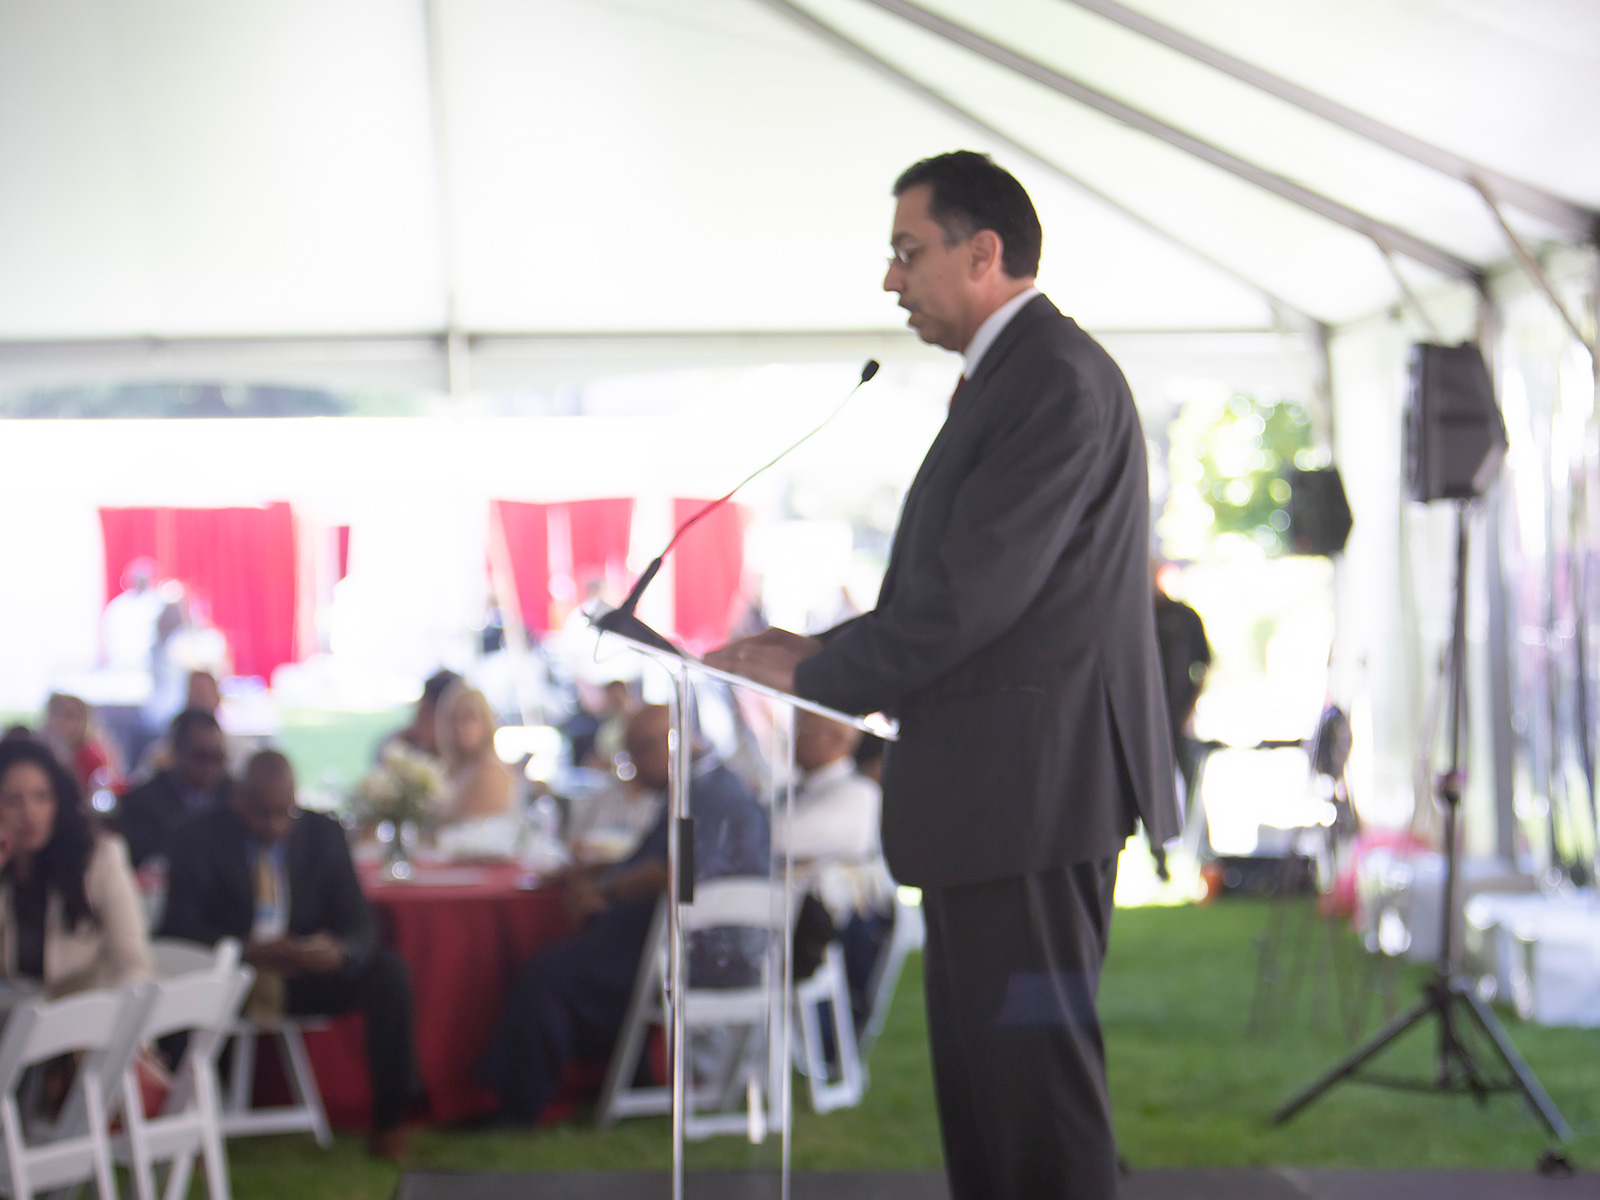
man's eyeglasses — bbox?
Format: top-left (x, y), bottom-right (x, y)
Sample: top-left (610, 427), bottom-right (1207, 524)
top-left (887, 238), bottom-right (936, 269)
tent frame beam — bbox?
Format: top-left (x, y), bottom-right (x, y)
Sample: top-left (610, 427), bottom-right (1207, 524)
top-left (1472, 182), bottom-right (1596, 355)
top-left (753, 0), bottom-right (1321, 332)
top-left (1056, 0), bottom-right (1599, 243)
top-left (859, 0), bottom-right (1484, 283)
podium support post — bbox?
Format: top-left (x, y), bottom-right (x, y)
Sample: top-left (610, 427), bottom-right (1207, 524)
top-left (602, 630), bottom-right (894, 1200)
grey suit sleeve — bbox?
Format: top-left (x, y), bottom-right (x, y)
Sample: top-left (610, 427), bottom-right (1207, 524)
top-left (795, 363), bottom-right (1104, 714)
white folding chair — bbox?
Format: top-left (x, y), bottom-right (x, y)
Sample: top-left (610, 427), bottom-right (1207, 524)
top-left (150, 938), bottom-right (240, 980)
top-left (0, 984), bottom-right (155, 1200)
top-left (792, 942), bottom-right (863, 1113)
top-left (858, 890), bottom-right (925, 1060)
top-left (115, 966), bottom-right (254, 1200)
top-left (595, 900), bottom-right (671, 1127)
top-left (153, 937), bottom-right (332, 1149)
top-left (597, 879), bottom-right (791, 1141)
top-left (218, 1015), bottom-right (332, 1148)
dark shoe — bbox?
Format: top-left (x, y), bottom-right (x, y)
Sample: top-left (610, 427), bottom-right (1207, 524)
top-left (367, 1128), bottom-right (412, 1163)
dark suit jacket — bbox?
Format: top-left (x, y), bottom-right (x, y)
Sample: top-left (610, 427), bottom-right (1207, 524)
top-left (794, 294), bottom-right (1179, 888)
top-left (116, 771), bottom-right (231, 870)
top-left (157, 804), bottom-right (378, 975)
top-left (620, 762), bottom-right (771, 882)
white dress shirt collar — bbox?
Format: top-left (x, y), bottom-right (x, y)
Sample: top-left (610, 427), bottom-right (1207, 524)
top-left (961, 286), bottom-right (1040, 379)
top-left (799, 756), bottom-right (857, 797)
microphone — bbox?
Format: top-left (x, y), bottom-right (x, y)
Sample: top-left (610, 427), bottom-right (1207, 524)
top-left (594, 359), bottom-right (881, 653)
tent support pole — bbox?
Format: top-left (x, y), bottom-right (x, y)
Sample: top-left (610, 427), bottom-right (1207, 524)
top-left (856, 0), bottom-right (1482, 283)
top-left (1054, 0), bottom-right (1599, 242)
top-left (1473, 293), bottom-right (1520, 866)
top-left (753, 0), bottom-right (1319, 331)
top-left (423, 0), bottom-right (469, 396)
top-left (1471, 183), bottom-right (1595, 356)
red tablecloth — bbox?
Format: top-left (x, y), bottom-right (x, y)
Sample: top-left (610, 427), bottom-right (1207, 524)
top-left (303, 863), bottom-right (573, 1129)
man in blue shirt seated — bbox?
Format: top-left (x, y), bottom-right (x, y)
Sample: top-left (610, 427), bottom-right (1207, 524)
top-left (477, 703), bottom-right (769, 1122)
top-left (159, 750), bottom-right (422, 1160)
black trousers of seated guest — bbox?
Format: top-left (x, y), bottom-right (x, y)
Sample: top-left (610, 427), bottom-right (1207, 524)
top-left (921, 856), bottom-right (1120, 1200)
top-left (287, 947), bottom-right (420, 1132)
top-left (477, 896), bottom-right (657, 1122)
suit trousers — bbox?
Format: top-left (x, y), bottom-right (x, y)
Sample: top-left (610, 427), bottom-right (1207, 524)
top-left (288, 947), bottom-right (420, 1131)
top-left (476, 896), bottom-right (658, 1122)
top-left (922, 856), bottom-right (1120, 1200)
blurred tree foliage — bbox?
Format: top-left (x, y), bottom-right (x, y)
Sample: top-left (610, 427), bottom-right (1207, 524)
top-left (1160, 393), bottom-right (1315, 558)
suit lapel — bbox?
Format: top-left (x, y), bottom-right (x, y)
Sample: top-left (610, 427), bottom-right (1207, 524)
top-left (283, 819), bottom-right (311, 934)
top-left (877, 296), bottom-right (1059, 604)
top-left (214, 809), bottom-right (255, 932)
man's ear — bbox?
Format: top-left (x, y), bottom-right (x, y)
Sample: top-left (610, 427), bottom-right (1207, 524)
top-left (968, 229), bottom-right (1004, 279)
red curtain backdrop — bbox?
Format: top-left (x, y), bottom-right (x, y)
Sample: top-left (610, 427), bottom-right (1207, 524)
top-left (672, 499), bottom-right (748, 653)
top-left (564, 499), bottom-right (634, 591)
top-left (491, 501), bottom-right (552, 633)
top-left (493, 499), bottom-right (634, 632)
top-left (98, 504), bottom-right (298, 680)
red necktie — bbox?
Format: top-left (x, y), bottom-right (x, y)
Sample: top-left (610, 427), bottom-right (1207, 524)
top-left (949, 375), bottom-right (966, 407)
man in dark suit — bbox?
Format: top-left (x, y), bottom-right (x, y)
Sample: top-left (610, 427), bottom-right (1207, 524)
top-left (158, 750), bottom-right (421, 1160)
top-left (117, 708), bottom-right (231, 869)
top-left (708, 151), bottom-right (1179, 1199)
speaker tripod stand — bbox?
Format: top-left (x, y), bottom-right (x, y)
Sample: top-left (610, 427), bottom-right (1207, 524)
top-left (1271, 503), bottom-right (1570, 1142)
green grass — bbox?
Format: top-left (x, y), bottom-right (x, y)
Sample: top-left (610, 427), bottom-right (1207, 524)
top-left (216, 900), bottom-right (1600, 1199)
top-left (274, 707), bottom-right (409, 796)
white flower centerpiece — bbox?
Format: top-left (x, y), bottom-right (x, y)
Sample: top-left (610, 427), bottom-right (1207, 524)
top-left (348, 743), bottom-right (447, 879)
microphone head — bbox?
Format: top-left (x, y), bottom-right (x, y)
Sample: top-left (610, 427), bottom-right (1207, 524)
top-left (860, 359), bottom-right (880, 384)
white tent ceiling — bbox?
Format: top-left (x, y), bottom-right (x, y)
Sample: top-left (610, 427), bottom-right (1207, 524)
top-left (0, 0), bottom-right (1596, 392)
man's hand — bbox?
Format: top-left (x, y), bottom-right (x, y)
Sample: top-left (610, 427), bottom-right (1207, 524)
top-left (290, 933), bottom-right (348, 975)
top-left (563, 873), bottom-right (609, 924)
top-left (245, 933), bottom-right (347, 977)
top-left (704, 628), bottom-right (823, 693)
top-left (243, 937), bottom-right (298, 973)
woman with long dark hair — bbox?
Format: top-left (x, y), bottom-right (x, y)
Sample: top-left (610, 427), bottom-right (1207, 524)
top-left (0, 738), bottom-right (151, 994)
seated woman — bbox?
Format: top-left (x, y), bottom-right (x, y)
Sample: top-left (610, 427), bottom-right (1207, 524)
top-left (41, 692), bottom-right (122, 801)
top-left (0, 739), bottom-right (152, 996)
top-left (437, 684), bottom-right (516, 824)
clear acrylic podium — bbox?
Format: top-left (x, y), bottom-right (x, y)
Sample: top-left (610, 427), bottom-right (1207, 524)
top-left (601, 627), bottom-right (895, 1200)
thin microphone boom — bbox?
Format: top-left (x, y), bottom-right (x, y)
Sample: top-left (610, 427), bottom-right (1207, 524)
top-left (594, 358), bottom-right (881, 651)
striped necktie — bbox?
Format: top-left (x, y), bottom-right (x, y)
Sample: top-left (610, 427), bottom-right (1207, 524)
top-left (243, 853), bottom-right (286, 1023)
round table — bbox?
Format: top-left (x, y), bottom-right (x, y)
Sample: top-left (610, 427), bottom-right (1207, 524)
top-left (303, 863), bottom-right (573, 1129)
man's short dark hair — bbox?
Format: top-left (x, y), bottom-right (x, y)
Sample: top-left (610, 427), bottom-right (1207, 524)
top-left (894, 151), bottom-right (1042, 280)
top-left (169, 708), bottom-right (221, 750)
top-left (243, 748), bottom-right (293, 785)
top-left (421, 669), bottom-right (462, 708)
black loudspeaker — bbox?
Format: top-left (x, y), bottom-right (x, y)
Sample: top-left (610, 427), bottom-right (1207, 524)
top-left (1404, 342), bottom-right (1508, 502)
top-left (1287, 467), bottom-right (1353, 556)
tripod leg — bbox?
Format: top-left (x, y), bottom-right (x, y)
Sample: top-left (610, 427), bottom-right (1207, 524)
top-left (1456, 985), bottom-right (1573, 1141)
top-left (1434, 985), bottom-right (1493, 1102)
top-left (1271, 991), bottom-right (1436, 1126)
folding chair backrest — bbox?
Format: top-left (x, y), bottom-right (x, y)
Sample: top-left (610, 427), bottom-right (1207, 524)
top-left (0, 988), bottom-right (144, 1092)
top-left (679, 877), bottom-right (789, 934)
top-left (151, 938), bottom-right (240, 978)
top-left (0, 984), bottom-right (156, 1150)
top-left (140, 968), bottom-right (254, 1045)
